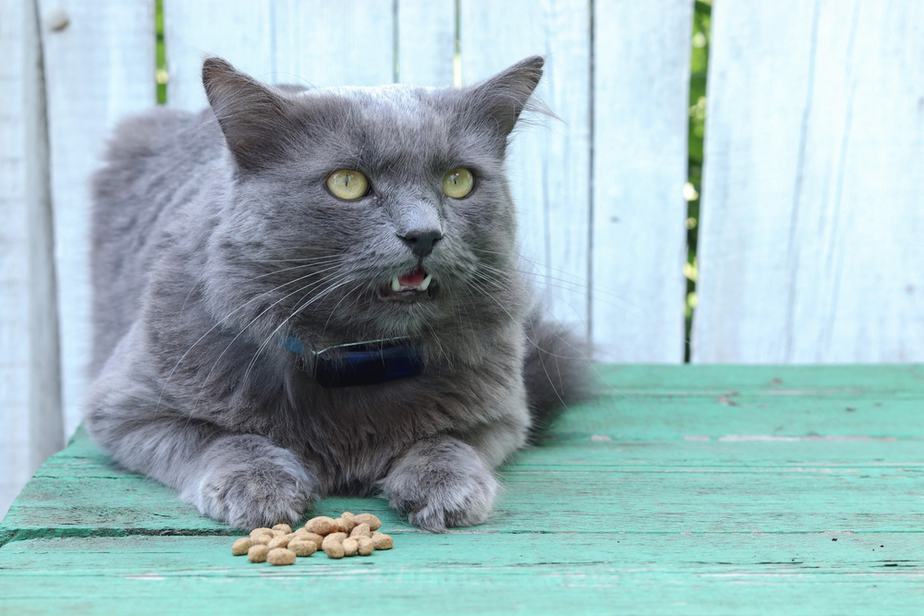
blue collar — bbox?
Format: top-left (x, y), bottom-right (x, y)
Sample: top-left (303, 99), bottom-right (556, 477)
top-left (283, 336), bottom-right (423, 387)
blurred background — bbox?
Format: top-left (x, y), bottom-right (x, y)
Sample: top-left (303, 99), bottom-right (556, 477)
top-left (2, 0), bottom-right (922, 516)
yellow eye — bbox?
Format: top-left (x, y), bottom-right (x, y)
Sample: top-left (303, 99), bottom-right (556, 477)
top-left (326, 169), bottom-right (369, 201)
top-left (442, 167), bottom-right (474, 199)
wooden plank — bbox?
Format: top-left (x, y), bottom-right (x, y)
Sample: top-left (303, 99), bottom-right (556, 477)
top-left (397, 0), bottom-right (455, 86)
top-left (693, 0), bottom-right (924, 363)
top-left (459, 0), bottom-right (592, 340)
top-left (163, 0), bottom-right (275, 110)
top-left (0, 0), bottom-right (62, 518)
top-left (1, 533), bottom-right (923, 614)
top-left (272, 0), bottom-right (395, 87)
top-left (3, 365), bottom-right (924, 613)
top-left (36, 0), bottom-right (155, 438)
top-left (591, 0), bottom-right (691, 362)
top-left (4, 365), bottom-right (924, 538)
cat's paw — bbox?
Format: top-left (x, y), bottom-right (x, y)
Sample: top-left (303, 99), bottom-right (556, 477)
top-left (185, 436), bottom-right (318, 529)
top-left (382, 438), bottom-right (499, 532)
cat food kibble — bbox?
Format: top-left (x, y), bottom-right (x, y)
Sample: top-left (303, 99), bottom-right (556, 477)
top-left (322, 540), bottom-right (345, 559)
top-left (305, 516), bottom-right (338, 536)
top-left (247, 544), bottom-right (270, 563)
top-left (233, 512), bottom-right (394, 565)
top-left (371, 532), bottom-right (394, 550)
top-left (352, 513), bottom-right (382, 531)
top-left (288, 539), bottom-right (317, 556)
top-left (357, 536), bottom-right (375, 556)
top-left (251, 533), bottom-right (273, 545)
top-left (231, 537), bottom-right (253, 555)
top-left (267, 547), bottom-right (297, 566)
top-left (267, 534), bottom-right (291, 549)
top-left (342, 537), bottom-right (359, 556)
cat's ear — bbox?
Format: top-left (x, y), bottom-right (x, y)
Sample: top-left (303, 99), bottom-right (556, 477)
top-left (465, 55), bottom-right (545, 138)
top-left (202, 57), bottom-right (295, 173)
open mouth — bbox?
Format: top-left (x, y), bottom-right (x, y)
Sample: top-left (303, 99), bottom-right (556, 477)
top-left (379, 266), bottom-right (435, 302)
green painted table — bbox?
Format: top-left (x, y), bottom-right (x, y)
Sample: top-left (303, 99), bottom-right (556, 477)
top-left (2, 366), bottom-right (924, 614)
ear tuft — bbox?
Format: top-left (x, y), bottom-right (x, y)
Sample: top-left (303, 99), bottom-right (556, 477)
top-left (201, 57), bottom-right (294, 173)
top-left (466, 55), bottom-right (546, 138)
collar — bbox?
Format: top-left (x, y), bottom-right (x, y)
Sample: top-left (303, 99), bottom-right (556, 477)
top-left (283, 335), bottom-right (423, 388)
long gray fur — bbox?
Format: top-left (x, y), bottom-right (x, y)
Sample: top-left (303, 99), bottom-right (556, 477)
top-left (86, 56), bottom-right (589, 531)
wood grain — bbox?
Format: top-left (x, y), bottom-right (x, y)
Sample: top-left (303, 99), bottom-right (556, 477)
top-left (0, 0), bottom-right (62, 519)
top-left (273, 0), bottom-right (395, 87)
top-left (693, 0), bottom-right (924, 362)
top-left (2, 366), bottom-right (923, 613)
top-left (36, 0), bottom-right (155, 437)
top-left (397, 0), bottom-right (455, 86)
top-left (164, 0), bottom-right (275, 110)
top-left (591, 0), bottom-right (692, 362)
top-left (460, 0), bottom-right (592, 339)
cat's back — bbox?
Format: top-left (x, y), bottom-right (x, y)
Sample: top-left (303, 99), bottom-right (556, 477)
top-left (90, 106), bottom-right (224, 372)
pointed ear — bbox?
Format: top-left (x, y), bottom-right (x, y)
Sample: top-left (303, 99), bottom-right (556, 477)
top-left (202, 57), bottom-right (295, 172)
top-left (466, 55), bottom-right (545, 137)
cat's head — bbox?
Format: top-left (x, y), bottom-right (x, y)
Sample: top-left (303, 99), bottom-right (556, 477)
top-left (202, 56), bottom-right (544, 350)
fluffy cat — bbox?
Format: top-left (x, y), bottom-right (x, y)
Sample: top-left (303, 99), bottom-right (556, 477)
top-left (86, 55), bottom-right (588, 531)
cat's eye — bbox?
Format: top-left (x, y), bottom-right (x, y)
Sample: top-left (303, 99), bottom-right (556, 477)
top-left (442, 167), bottom-right (475, 199)
top-left (326, 169), bottom-right (369, 201)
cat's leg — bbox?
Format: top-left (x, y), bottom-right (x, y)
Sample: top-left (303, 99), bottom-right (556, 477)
top-left (382, 403), bottom-right (530, 532)
top-left (85, 338), bottom-right (320, 529)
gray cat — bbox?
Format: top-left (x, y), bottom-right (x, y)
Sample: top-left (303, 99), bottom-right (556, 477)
top-left (86, 55), bottom-right (588, 531)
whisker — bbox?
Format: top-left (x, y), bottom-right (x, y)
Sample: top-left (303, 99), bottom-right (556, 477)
top-left (154, 262), bottom-right (343, 414)
top-left (240, 273), bottom-right (359, 385)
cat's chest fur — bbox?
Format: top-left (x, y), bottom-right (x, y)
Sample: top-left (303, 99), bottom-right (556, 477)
top-left (254, 349), bottom-right (527, 492)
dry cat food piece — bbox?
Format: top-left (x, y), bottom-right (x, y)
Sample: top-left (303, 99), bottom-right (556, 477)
top-left (322, 540), bottom-right (345, 559)
top-left (231, 537), bottom-right (253, 555)
top-left (371, 532), bottom-right (393, 550)
top-left (250, 533), bottom-right (273, 546)
top-left (267, 534), bottom-right (291, 550)
top-left (267, 547), bottom-right (296, 566)
top-left (350, 523), bottom-right (372, 539)
top-left (249, 527), bottom-right (273, 540)
top-left (299, 532), bottom-right (324, 548)
top-left (247, 544), bottom-right (270, 563)
top-left (272, 523), bottom-right (292, 534)
top-left (356, 536), bottom-right (375, 556)
top-left (305, 516), bottom-right (338, 536)
top-left (352, 514), bottom-right (382, 531)
top-left (288, 540), bottom-right (317, 557)
top-left (342, 537), bottom-right (359, 556)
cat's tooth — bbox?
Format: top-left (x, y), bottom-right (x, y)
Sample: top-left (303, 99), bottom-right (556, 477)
top-left (391, 275), bottom-right (401, 292)
top-left (419, 274), bottom-right (433, 291)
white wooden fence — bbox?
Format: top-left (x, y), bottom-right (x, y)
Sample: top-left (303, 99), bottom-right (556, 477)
top-left (1, 0), bottom-right (922, 515)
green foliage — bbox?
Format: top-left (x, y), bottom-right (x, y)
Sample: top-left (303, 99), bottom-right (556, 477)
top-left (685, 0), bottom-right (711, 359)
top-left (155, 0), bottom-right (166, 104)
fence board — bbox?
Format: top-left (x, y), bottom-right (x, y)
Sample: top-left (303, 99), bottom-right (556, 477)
top-left (460, 0), bottom-right (592, 343)
top-left (693, 0), bottom-right (924, 362)
top-left (164, 0), bottom-right (275, 110)
top-left (0, 0), bottom-right (62, 518)
top-left (36, 0), bottom-right (155, 437)
top-left (273, 0), bottom-right (395, 87)
top-left (397, 0), bottom-right (455, 86)
top-left (591, 0), bottom-right (691, 363)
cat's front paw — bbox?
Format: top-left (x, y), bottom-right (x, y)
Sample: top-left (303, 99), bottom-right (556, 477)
top-left (185, 436), bottom-right (318, 529)
top-left (383, 438), bottom-right (499, 532)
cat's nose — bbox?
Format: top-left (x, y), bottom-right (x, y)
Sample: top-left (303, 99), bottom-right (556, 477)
top-left (398, 229), bottom-right (443, 258)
